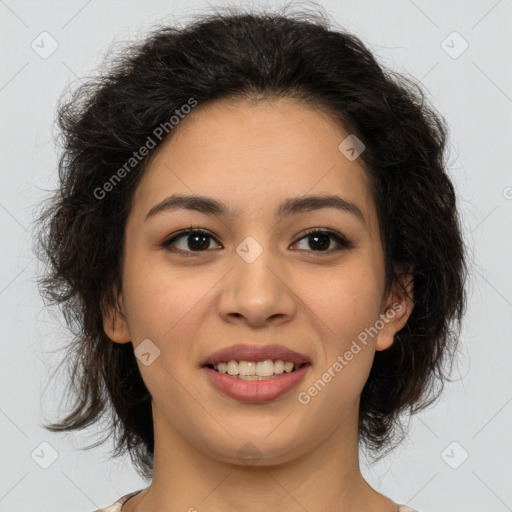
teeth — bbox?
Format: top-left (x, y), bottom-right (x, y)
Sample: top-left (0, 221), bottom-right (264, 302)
top-left (212, 359), bottom-right (302, 378)
top-left (274, 360), bottom-right (285, 374)
top-left (256, 360), bottom-right (274, 376)
top-left (226, 360), bottom-right (239, 376)
top-left (239, 361), bottom-right (256, 376)
top-left (283, 361), bottom-right (294, 373)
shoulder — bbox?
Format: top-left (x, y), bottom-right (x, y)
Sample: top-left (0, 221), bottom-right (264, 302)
top-left (91, 490), bottom-right (144, 512)
top-left (91, 492), bottom-right (418, 512)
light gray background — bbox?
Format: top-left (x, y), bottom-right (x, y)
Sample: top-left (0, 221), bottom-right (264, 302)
top-left (0, 0), bottom-right (511, 511)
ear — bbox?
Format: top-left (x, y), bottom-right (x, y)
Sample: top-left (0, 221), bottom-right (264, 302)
top-left (102, 287), bottom-right (131, 344)
top-left (375, 265), bottom-right (415, 351)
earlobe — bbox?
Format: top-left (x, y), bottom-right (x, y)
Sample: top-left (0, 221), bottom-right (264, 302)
top-left (375, 268), bottom-right (415, 351)
top-left (102, 290), bottom-right (131, 344)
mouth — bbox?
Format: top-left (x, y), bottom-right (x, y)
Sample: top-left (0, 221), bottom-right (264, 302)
top-left (205, 360), bottom-right (308, 380)
top-left (200, 344), bottom-right (311, 403)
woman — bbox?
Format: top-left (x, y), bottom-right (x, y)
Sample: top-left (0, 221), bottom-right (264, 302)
top-left (35, 5), bottom-right (466, 512)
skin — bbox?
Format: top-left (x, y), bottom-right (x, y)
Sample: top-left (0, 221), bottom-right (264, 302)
top-left (103, 97), bottom-right (414, 512)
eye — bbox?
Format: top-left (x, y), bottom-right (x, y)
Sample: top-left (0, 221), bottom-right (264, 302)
top-left (292, 228), bottom-right (353, 254)
top-left (161, 227), bottom-right (221, 257)
top-left (161, 227), bottom-right (353, 257)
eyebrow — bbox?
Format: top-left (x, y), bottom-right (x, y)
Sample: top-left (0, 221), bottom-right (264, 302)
top-left (145, 193), bottom-right (366, 226)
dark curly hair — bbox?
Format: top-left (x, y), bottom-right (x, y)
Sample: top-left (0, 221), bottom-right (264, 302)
top-left (34, 3), bottom-right (467, 480)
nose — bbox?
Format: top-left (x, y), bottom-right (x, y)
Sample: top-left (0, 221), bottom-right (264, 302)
top-left (217, 238), bottom-right (297, 328)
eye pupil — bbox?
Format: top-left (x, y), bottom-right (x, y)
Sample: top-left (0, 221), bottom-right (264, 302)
top-left (309, 233), bottom-right (330, 251)
top-left (189, 234), bottom-right (209, 250)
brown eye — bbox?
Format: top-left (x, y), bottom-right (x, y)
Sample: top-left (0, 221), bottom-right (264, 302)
top-left (162, 228), bottom-right (221, 255)
top-left (292, 229), bottom-right (353, 253)
top-left (161, 227), bottom-right (353, 258)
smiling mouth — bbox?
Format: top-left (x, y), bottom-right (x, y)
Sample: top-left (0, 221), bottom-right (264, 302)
top-left (205, 360), bottom-right (308, 380)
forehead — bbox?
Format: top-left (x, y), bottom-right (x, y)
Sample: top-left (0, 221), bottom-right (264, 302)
top-left (130, 97), bottom-right (378, 231)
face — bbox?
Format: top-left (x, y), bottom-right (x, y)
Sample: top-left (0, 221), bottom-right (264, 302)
top-left (104, 97), bottom-right (412, 467)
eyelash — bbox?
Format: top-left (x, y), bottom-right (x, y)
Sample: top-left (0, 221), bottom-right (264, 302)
top-left (161, 225), bottom-right (354, 258)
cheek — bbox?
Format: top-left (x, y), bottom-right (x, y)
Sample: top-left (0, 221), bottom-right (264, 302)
top-left (123, 265), bottom-right (211, 404)
top-left (301, 263), bottom-right (383, 346)
top-left (296, 269), bottom-right (380, 417)
top-left (123, 255), bottom-right (208, 340)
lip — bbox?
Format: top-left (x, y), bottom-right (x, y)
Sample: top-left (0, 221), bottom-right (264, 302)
top-left (201, 344), bottom-right (311, 366)
top-left (202, 363), bottom-right (311, 403)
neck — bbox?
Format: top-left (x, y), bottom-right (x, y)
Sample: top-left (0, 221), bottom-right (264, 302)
top-left (124, 403), bottom-right (396, 512)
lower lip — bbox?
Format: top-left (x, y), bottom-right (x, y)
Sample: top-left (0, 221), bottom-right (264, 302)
top-left (202, 364), bottom-right (310, 403)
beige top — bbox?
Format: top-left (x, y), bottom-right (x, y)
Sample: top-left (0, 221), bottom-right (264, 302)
top-left (94, 490), bottom-right (420, 511)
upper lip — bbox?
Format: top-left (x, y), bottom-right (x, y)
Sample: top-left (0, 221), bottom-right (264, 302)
top-left (201, 344), bottom-right (311, 366)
